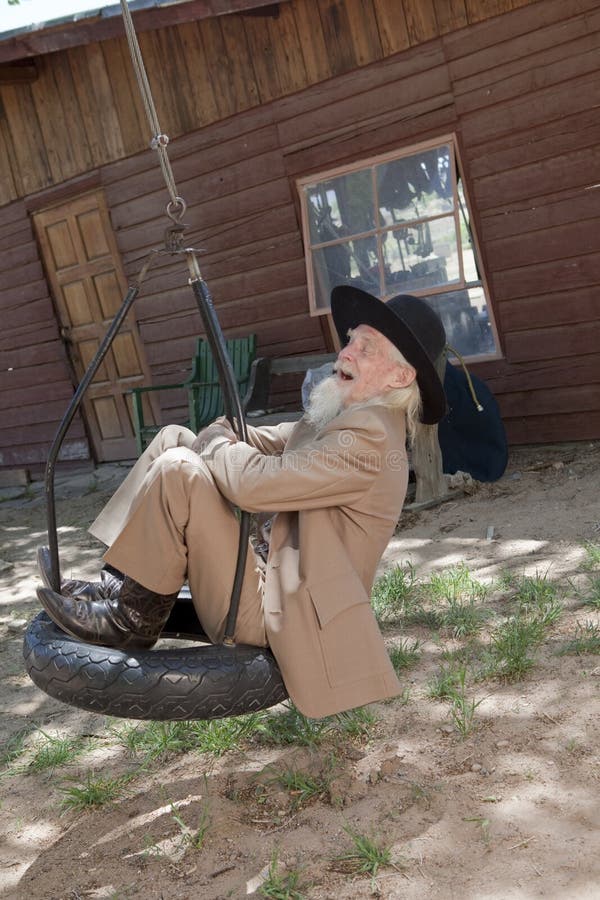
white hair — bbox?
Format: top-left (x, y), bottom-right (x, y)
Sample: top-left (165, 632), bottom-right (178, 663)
top-left (364, 340), bottom-right (420, 444)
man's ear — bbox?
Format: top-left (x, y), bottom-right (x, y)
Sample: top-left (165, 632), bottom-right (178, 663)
top-left (388, 364), bottom-right (416, 390)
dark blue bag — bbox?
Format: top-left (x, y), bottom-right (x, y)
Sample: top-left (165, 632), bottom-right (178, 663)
top-left (438, 361), bottom-right (508, 482)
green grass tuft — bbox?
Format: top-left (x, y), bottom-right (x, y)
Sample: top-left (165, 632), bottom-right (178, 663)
top-left (388, 638), bottom-right (422, 673)
top-left (426, 563), bottom-right (488, 605)
top-left (26, 731), bottom-right (90, 775)
top-left (484, 616), bottom-right (544, 681)
top-left (582, 540), bottom-right (600, 570)
top-left (259, 852), bottom-right (307, 899)
top-left (428, 662), bottom-right (467, 700)
top-left (267, 769), bottom-right (330, 809)
top-left (336, 826), bottom-right (392, 877)
top-left (558, 621), bottom-right (600, 656)
top-left (371, 562), bottom-right (419, 625)
top-left (60, 772), bottom-right (129, 811)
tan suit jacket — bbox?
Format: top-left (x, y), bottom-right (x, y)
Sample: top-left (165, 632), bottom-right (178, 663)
top-left (204, 404), bottom-right (407, 718)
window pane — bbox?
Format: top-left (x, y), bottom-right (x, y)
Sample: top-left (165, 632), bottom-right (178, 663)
top-left (425, 287), bottom-right (496, 357)
top-left (377, 145), bottom-right (453, 225)
top-left (383, 215), bottom-right (459, 295)
top-left (312, 236), bottom-right (380, 309)
top-left (457, 179), bottom-right (479, 281)
top-left (305, 170), bottom-right (375, 245)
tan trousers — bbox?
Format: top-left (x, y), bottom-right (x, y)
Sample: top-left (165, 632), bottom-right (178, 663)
top-left (89, 425), bottom-right (266, 647)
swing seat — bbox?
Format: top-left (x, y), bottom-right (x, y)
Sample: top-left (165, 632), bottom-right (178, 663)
top-left (23, 603), bottom-right (288, 721)
top-left (24, 548), bottom-right (288, 720)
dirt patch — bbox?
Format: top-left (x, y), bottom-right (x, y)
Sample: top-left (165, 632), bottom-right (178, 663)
top-left (1, 444), bottom-right (600, 899)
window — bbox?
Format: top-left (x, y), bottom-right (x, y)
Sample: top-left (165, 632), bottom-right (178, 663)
top-left (298, 137), bottom-right (498, 359)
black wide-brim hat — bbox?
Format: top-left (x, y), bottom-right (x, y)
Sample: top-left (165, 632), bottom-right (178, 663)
top-left (330, 285), bottom-right (447, 425)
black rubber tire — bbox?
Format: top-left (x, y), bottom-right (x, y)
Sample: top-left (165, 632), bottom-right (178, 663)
top-left (23, 612), bottom-right (288, 721)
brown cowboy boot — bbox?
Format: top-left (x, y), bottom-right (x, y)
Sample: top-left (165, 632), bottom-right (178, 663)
top-left (37, 546), bottom-right (123, 602)
top-left (36, 576), bottom-right (178, 650)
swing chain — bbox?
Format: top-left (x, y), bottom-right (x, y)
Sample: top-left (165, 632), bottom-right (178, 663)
top-left (150, 133), bottom-right (170, 150)
top-left (119, 0), bottom-right (186, 244)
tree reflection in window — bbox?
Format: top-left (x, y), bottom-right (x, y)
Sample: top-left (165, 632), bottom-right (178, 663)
top-left (299, 140), bottom-right (497, 359)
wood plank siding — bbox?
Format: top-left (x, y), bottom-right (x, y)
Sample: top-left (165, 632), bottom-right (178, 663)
top-left (1, 0), bottom-right (599, 469)
top-left (0, 201), bottom-right (89, 467)
top-left (0, 0), bottom-right (542, 206)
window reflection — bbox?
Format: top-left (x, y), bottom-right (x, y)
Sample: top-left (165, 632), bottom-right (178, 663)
top-left (300, 140), bottom-right (497, 358)
top-left (306, 170), bottom-right (374, 245)
top-left (377, 146), bottom-right (453, 225)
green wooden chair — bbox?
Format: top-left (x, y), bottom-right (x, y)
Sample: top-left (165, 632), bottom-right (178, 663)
top-left (130, 334), bottom-right (257, 454)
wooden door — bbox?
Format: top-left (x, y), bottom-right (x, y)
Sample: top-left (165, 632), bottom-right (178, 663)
top-left (34, 191), bottom-right (156, 461)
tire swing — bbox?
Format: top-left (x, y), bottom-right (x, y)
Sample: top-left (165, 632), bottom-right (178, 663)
top-left (23, 0), bottom-right (288, 722)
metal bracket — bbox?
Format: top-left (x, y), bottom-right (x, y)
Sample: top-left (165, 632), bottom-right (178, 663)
top-left (164, 223), bottom-right (188, 253)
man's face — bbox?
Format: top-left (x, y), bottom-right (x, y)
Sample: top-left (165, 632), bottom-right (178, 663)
top-left (334, 324), bottom-right (414, 406)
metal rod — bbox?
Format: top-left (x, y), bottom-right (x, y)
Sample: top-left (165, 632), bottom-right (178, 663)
top-left (188, 256), bottom-right (250, 644)
top-left (45, 285), bottom-right (141, 592)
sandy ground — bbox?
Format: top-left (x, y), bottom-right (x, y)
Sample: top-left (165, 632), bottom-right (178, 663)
top-left (1, 442), bottom-right (600, 900)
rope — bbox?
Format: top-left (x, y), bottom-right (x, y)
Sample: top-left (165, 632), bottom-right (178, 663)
top-left (446, 344), bottom-right (484, 412)
top-left (119, 0), bottom-right (185, 220)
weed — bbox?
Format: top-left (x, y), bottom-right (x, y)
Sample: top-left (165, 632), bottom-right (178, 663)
top-left (582, 540), bottom-right (600, 570)
top-left (188, 715), bottom-right (262, 756)
top-left (495, 569), bottom-right (517, 592)
top-left (335, 706), bottom-right (378, 739)
top-left (60, 772), bottom-right (129, 811)
top-left (442, 596), bottom-right (490, 638)
top-left (256, 703), bottom-right (377, 748)
top-left (0, 728), bottom-right (29, 771)
top-left (427, 662), bottom-right (466, 700)
top-left (398, 685), bottom-right (411, 705)
top-left (267, 769), bottom-right (329, 809)
top-left (558, 621), bottom-right (600, 656)
top-left (442, 640), bottom-right (486, 668)
top-left (335, 826), bottom-right (392, 877)
top-left (256, 705), bottom-right (333, 747)
top-left (410, 782), bottom-right (432, 805)
top-left (115, 716), bottom-right (260, 762)
top-left (403, 605), bottom-right (443, 629)
top-left (27, 730), bottom-right (89, 775)
top-left (169, 800), bottom-right (210, 850)
top-left (259, 852), bottom-right (307, 899)
top-left (484, 616), bottom-right (544, 681)
top-left (114, 721), bottom-right (191, 759)
top-left (512, 572), bottom-right (563, 626)
top-left (371, 562), bottom-right (419, 625)
top-left (388, 638), bottom-right (422, 673)
top-left (447, 670), bottom-right (484, 738)
top-left (580, 575), bottom-right (600, 610)
top-left (426, 564), bottom-right (488, 605)
top-left (464, 815), bottom-right (491, 847)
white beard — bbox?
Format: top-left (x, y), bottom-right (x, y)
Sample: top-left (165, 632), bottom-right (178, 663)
top-left (304, 375), bottom-right (345, 431)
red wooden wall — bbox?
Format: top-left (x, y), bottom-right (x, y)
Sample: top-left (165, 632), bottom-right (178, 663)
top-left (0, 201), bottom-right (88, 467)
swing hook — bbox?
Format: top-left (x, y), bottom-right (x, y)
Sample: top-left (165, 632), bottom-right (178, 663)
top-left (164, 196), bottom-right (188, 252)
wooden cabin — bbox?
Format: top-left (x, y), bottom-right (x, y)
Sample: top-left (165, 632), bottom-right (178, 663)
top-left (1, 0), bottom-right (599, 470)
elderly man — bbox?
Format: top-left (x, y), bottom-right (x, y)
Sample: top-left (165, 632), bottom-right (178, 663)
top-left (37, 286), bottom-right (446, 718)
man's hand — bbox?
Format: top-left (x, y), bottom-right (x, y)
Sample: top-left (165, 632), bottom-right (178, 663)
top-left (192, 420), bottom-right (237, 455)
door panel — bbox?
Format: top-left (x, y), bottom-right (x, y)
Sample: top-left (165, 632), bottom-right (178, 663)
top-left (34, 191), bottom-right (158, 461)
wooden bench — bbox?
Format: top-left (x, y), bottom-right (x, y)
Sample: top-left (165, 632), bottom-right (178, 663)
top-left (245, 351), bottom-right (447, 506)
top-left (131, 334), bottom-right (258, 454)
top-left (245, 352), bottom-right (336, 426)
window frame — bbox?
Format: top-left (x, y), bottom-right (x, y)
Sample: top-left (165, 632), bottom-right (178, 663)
top-left (297, 133), bottom-right (501, 362)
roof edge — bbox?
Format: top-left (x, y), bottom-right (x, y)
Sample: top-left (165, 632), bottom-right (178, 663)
top-left (0, 0), bottom-right (285, 62)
